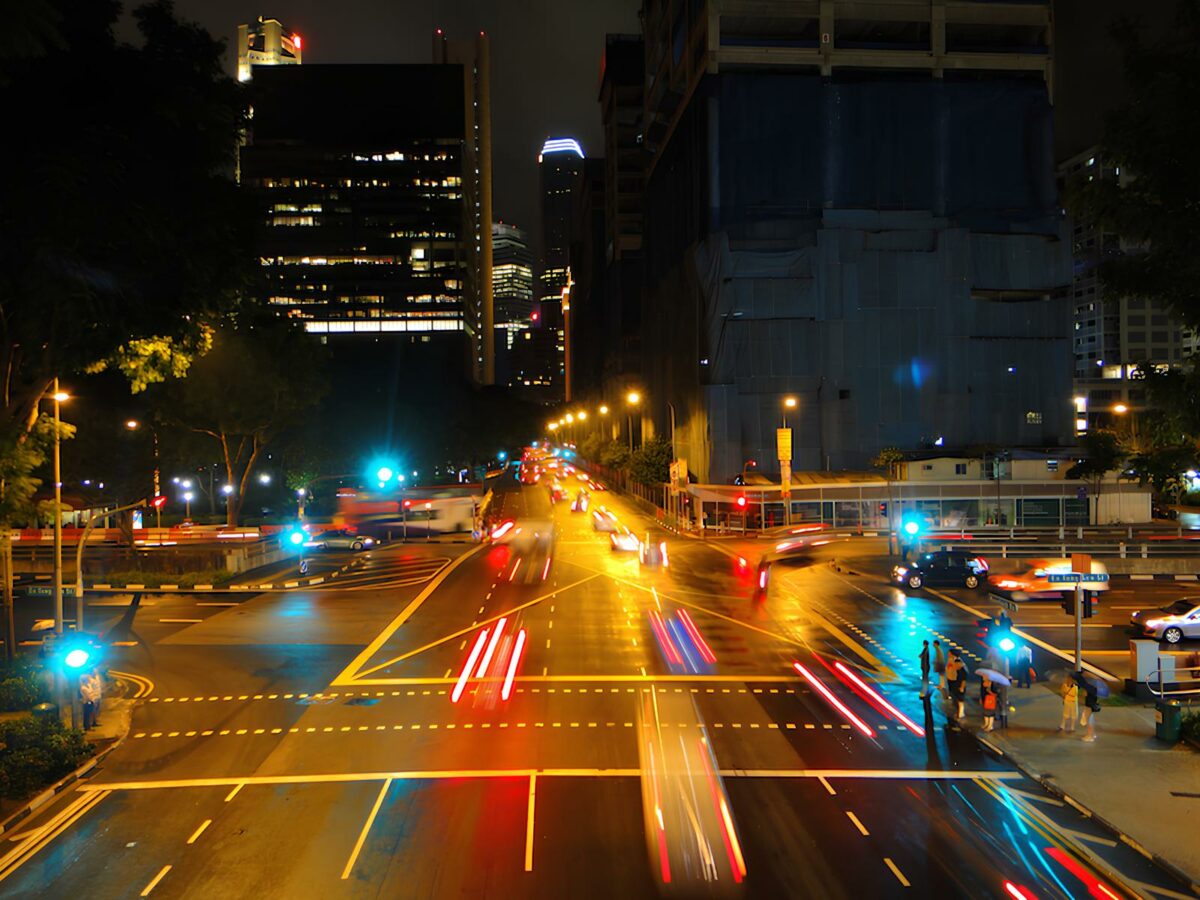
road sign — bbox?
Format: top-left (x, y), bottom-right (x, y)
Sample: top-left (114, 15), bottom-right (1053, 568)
top-left (780, 460), bottom-right (792, 499)
top-left (988, 592), bottom-right (1019, 612)
top-left (776, 428), bottom-right (792, 463)
top-left (25, 585), bottom-right (69, 598)
top-left (1047, 572), bottom-right (1109, 583)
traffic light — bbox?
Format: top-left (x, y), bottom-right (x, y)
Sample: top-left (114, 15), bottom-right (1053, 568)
top-left (52, 633), bottom-right (102, 674)
top-left (1082, 591), bottom-right (1096, 619)
top-left (284, 526), bottom-right (306, 549)
top-left (403, 499), bottom-right (413, 509)
top-left (1062, 591), bottom-right (1077, 616)
top-left (151, 495), bottom-right (167, 510)
top-left (735, 495), bottom-right (747, 510)
top-left (900, 513), bottom-right (923, 538)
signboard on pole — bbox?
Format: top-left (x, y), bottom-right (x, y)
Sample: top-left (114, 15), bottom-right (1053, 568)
top-left (780, 460), bottom-right (792, 499)
top-left (776, 428), bottom-right (792, 462)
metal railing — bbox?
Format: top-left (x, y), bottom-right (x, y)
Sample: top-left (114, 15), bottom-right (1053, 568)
top-left (932, 541), bottom-right (1200, 559)
top-left (1145, 663), bottom-right (1200, 698)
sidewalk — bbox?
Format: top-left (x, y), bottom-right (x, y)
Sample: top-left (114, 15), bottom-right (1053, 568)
top-left (961, 686), bottom-right (1200, 890)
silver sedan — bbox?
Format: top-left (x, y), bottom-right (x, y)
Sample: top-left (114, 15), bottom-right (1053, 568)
top-left (305, 529), bottom-right (376, 551)
top-left (1131, 599), bottom-right (1200, 644)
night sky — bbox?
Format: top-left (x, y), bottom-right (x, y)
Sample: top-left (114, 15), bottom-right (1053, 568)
top-left (149, 1), bottom-right (1175, 234)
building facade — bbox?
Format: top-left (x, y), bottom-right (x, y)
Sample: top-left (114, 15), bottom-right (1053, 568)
top-left (535, 138), bottom-right (585, 401)
top-left (237, 16), bottom-right (301, 83)
top-left (1059, 148), bottom-right (1194, 432)
top-left (238, 57), bottom-right (493, 383)
top-left (636, 0), bottom-right (1073, 483)
top-left (492, 222), bottom-right (535, 386)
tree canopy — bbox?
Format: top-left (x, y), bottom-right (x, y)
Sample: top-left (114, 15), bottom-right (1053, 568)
top-left (1067, 1), bottom-right (1200, 327)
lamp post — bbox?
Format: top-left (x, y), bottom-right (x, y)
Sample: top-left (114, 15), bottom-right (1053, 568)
top-left (625, 391), bottom-right (641, 450)
top-left (47, 380), bottom-right (70, 634)
top-left (125, 419), bottom-right (162, 526)
top-left (782, 395), bottom-right (797, 429)
top-left (741, 458), bottom-right (757, 485)
top-left (183, 491), bottom-right (194, 521)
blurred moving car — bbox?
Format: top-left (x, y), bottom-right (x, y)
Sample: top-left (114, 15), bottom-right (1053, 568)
top-left (639, 535), bottom-right (668, 568)
top-left (304, 529), bottom-right (375, 551)
top-left (611, 527), bottom-right (640, 552)
top-left (893, 551), bottom-right (988, 589)
top-left (592, 507), bottom-right (619, 532)
top-left (989, 558), bottom-right (1111, 598)
top-left (1131, 598), bottom-right (1200, 644)
top-left (570, 490), bottom-right (590, 513)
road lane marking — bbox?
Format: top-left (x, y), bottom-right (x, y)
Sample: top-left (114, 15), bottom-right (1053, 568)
top-left (845, 811), bottom-right (869, 836)
top-left (224, 783), bottom-right (244, 802)
top-left (525, 774), bottom-right (537, 871)
top-left (0, 790), bottom-right (109, 881)
top-left (884, 857), bottom-right (910, 888)
top-left (158, 618), bottom-right (203, 624)
top-left (140, 865), bottom-right (172, 896)
top-left (817, 776), bottom-right (836, 795)
top-left (331, 546), bottom-right (485, 685)
top-left (342, 778), bottom-right (391, 880)
top-left (83, 769), bottom-right (1024, 792)
top-left (187, 819), bottom-right (212, 844)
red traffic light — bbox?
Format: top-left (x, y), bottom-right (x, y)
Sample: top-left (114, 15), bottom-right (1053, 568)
top-left (402, 499), bottom-right (412, 509)
top-left (151, 495), bottom-right (167, 509)
top-left (735, 495), bottom-right (747, 509)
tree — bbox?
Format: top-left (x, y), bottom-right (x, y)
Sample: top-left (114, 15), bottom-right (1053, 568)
top-left (598, 441), bottom-right (631, 471)
top-left (1067, 430), bottom-right (1128, 522)
top-left (0, 1), bottom-right (249, 646)
top-left (158, 317), bottom-right (327, 526)
top-left (1067, 2), bottom-right (1200, 327)
top-left (628, 438), bottom-right (672, 485)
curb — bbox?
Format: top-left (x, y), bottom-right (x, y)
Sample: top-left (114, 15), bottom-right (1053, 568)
top-left (1123, 573), bottom-right (1200, 581)
top-left (0, 737), bottom-right (124, 836)
top-left (77, 557), bottom-right (369, 594)
top-left (966, 726), bottom-right (1200, 896)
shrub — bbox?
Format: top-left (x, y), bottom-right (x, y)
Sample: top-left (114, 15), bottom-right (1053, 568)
top-left (1182, 710), bottom-right (1200, 744)
top-left (100, 569), bottom-right (232, 587)
top-left (598, 440), bottom-right (631, 471)
top-left (0, 717), bottom-right (94, 800)
top-left (0, 658), bottom-right (50, 712)
top-left (628, 437), bottom-right (672, 485)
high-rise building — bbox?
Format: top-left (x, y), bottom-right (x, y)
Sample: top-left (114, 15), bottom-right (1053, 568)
top-left (536, 138), bottom-right (585, 400)
top-left (238, 39), bottom-right (493, 384)
top-left (634, 0), bottom-right (1073, 482)
top-left (1059, 148), bottom-right (1193, 432)
top-left (492, 222), bottom-right (535, 386)
top-left (237, 17), bottom-right (301, 83)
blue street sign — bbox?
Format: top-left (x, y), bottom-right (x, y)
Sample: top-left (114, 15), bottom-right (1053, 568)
top-left (1047, 572), bottom-right (1109, 583)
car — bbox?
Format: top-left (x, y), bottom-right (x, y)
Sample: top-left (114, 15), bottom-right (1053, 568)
top-left (305, 529), bottom-right (375, 551)
top-left (592, 507), bottom-right (618, 532)
top-left (570, 491), bottom-right (590, 513)
top-left (892, 551), bottom-right (988, 590)
top-left (1131, 599), bottom-right (1200, 644)
top-left (988, 558), bottom-right (1111, 597)
top-left (639, 536), bottom-right (669, 568)
top-left (611, 528), bottom-right (640, 552)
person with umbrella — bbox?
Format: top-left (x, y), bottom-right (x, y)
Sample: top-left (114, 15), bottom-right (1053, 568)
top-left (1079, 673), bottom-right (1107, 742)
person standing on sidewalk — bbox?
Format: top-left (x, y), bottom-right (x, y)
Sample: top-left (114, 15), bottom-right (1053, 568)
top-left (1058, 673), bottom-right (1078, 734)
top-left (933, 640), bottom-right (946, 697)
top-left (1080, 677), bottom-right (1100, 742)
top-left (981, 677), bottom-right (997, 732)
top-left (80, 672), bottom-right (100, 730)
top-left (919, 640), bottom-right (931, 698)
top-left (947, 651), bottom-right (967, 720)
top-left (1016, 645), bottom-right (1033, 689)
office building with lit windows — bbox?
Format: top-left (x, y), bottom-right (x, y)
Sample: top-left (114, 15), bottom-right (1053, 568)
top-left (492, 222), bottom-right (535, 386)
top-left (239, 53), bottom-right (494, 383)
top-left (535, 137), bottom-right (585, 401)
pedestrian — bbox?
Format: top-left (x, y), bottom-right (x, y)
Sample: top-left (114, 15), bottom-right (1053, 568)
top-left (933, 640), bottom-right (946, 697)
top-left (1058, 673), bottom-right (1078, 734)
top-left (1016, 645), bottom-right (1033, 689)
top-left (947, 651), bottom-right (967, 720)
top-left (919, 640), bottom-right (931, 698)
top-left (80, 672), bottom-right (100, 730)
top-left (981, 677), bottom-right (998, 732)
top-left (1080, 677), bottom-right (1100, 743)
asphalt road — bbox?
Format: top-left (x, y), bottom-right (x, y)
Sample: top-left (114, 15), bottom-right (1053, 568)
top-left (0, 470), bottom-right (1192, 899)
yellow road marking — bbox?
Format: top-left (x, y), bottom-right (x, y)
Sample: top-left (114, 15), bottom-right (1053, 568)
top-left (525, 774), bottom-right (537, 872)
top-left (341, 778), bottom-right (391, 880)
top-left (224, 783), bottom-right (244, 802)
top-left (846, 811), bottom-right (870, 835)
top-left (83, 768), bottom-right (1023, 792)
top-left (186, 819), bottom-right (211, 845)
top-left (331, 546), bottom-right (484, 685)
top-left (884, 857), bottom-right (910, 887)
top-left (109, 669), bottom-right (154, 699)
top-left (817, 776), bottom-right (836, 796)
top-left (140, 864), bottom-right (172, 896)
top-left (353, 573), bottom-right (600, 677)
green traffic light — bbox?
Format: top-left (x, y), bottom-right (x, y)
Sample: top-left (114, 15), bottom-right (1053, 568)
top-left (902, 519), bottom-right (920, 537)
top-left (288, 530), bottom-right (305, 546)
top-left (64, 648), bottom-right (90, 669)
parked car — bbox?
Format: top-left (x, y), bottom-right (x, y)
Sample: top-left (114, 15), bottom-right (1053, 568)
top-left (1130, 599), bottom-right (1200, 644)
top-left (305, 529), bottom-right (375, 551)
top-left (892, 551), bottom-right (989, 590)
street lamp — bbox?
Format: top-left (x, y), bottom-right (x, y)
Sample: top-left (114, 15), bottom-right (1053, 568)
top-left (625, 391), bottom-right (642, 450)
top-left (43, 382), bottom-right (70, 636)
top-left (741, 458), bottom-right (757, 484)
top-left (782, 395), bottom-right (798, 429)
top-left (182, 490), bottom-right (194, 520)
top-left (1112, 403), bottom-right (1128, 415)
top-left (221, 484), bottom-right (234, 496)
top-left (124, 419), bottom-right (163, 526)
top-left (258, 472), bottom-right (272, 485)
top-left (599, 405), bottom-right (609, 415)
